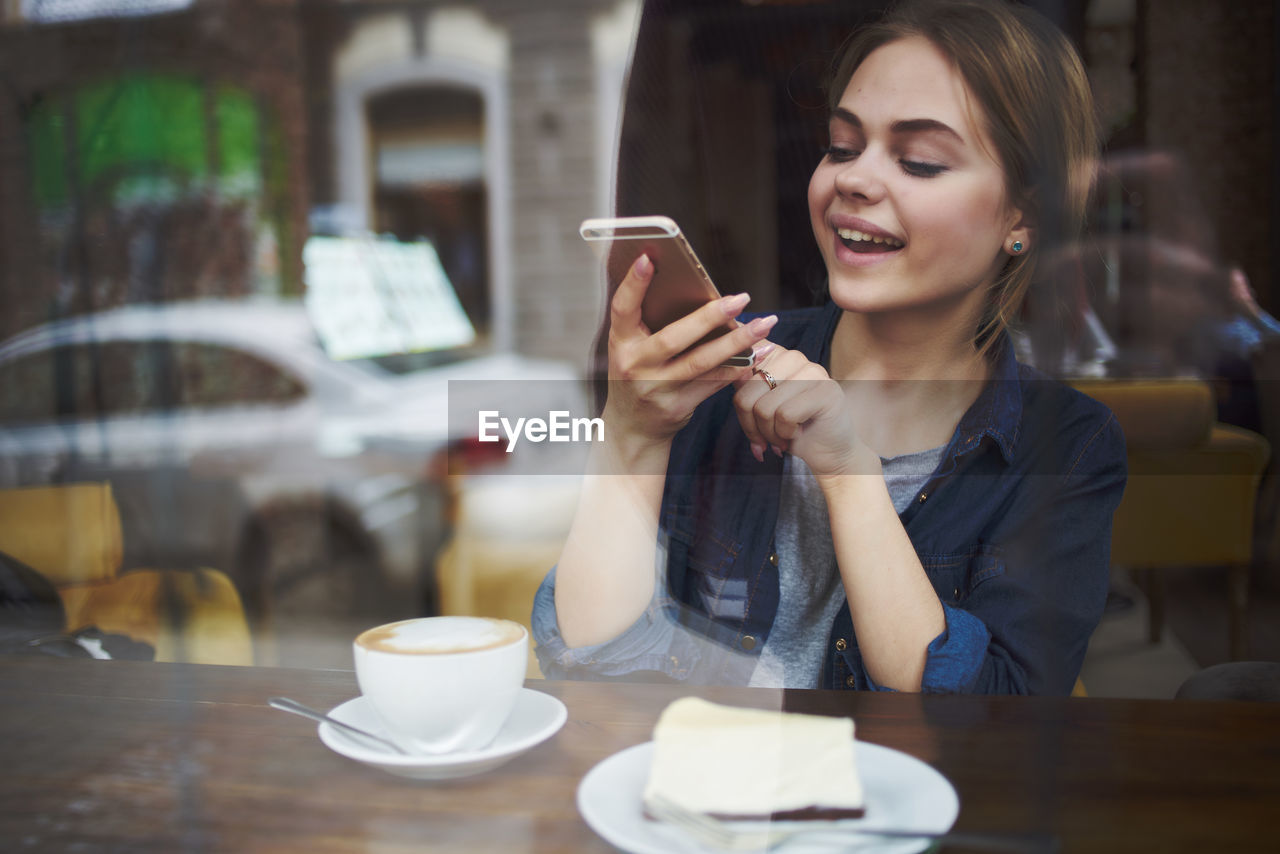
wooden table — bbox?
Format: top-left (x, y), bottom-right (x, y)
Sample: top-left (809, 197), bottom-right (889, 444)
top-left (2, 656), bottom-right (1277, 853)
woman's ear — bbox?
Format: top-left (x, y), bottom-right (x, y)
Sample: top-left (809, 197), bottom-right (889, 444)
top-left (1005, 199), bottom-right (1036, 257)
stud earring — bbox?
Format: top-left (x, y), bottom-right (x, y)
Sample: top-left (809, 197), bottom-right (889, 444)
top-left (1011, 240), bottom-right (1024, 254)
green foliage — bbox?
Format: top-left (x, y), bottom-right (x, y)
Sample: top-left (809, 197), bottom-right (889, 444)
top-left (27, 73), bottom-right (265, 207)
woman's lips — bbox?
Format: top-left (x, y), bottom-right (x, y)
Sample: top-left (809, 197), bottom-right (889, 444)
top-left (836, 226), bottom-right (904, 252)
top-left (830, 225), bottom-right (903, 266)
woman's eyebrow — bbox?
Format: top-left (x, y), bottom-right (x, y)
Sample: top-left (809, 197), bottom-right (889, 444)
top-left (830, 108), bottom-right (963, 143)
top-left (830, 107), bottom-right (861, 128)
top-left (890, 118), bottom-right (964, 142)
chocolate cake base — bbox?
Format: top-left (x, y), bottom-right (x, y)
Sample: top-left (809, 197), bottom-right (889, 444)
top-left (644, 804), bottom-right (866, 822)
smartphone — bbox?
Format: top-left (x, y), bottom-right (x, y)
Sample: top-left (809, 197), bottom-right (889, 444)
top-left (580, 215), bottom-right (754, 368)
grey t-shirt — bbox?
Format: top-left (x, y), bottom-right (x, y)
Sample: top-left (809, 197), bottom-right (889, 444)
top-left (748, 446), bottom-right (945, 688)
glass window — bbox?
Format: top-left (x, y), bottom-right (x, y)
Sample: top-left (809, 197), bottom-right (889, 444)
top-left (172, 341), bottom-right (306, 408)
top-left (0, 350), bottom-right (58, 424)
top-left (94, 339), bottom-right (177, 416)
top-left (0, 339), bottom-right (184, 422)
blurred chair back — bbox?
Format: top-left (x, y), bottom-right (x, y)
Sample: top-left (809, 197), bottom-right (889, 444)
top-left (0, 482), bottom-right (123, 586)
top-left (0, 482), bottom-right (252, 665)
top-left (1070, 379), bottom-right (1269, 659)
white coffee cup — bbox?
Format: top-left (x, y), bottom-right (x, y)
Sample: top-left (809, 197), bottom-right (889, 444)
top-left (353, 616), bottom-right (528, 755)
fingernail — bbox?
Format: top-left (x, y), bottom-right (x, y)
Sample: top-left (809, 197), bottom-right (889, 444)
top-left (771, 444), bottom-right (784, 458)
top-left (634, 253), bottom-right (652, 276)
top-left (722, 292), bottom-right (751, 315)
top-left (750, 443), bottom-right (765, 463)
top-left (752, 341), bottom-right (776, 359)
top-left (748, 315), bottom-right (778, 335)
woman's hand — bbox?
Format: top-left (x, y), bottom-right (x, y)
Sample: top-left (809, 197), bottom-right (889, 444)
top-left (732, 347), bottom-right (873, 478)
top-left (604, 254), bottom-right (777, 450)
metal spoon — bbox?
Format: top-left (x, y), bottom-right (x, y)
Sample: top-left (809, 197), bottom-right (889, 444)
top-left (268, 697), bottom-right (408, 755)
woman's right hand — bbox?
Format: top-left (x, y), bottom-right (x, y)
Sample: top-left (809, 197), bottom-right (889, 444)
top-left (603, 254), bottom-right (777, 449)
top-left (557, 253), bottom-right (773, 647)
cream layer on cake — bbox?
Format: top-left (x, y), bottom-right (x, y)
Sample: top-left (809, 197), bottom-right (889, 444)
top-left (643, 697), bottom-right (865, 821)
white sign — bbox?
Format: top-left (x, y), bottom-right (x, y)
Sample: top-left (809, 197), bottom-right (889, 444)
top-left (23, 0), bottom-right (194, 23)
top-left (303, 236), bottom-right (476, 361)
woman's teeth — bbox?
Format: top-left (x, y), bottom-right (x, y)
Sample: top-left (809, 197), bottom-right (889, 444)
top-left (837, 227), bottom-right (903, 250)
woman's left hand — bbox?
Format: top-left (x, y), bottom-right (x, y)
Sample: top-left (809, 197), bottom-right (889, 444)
top-left (732, 346), bottom-right (872, 477)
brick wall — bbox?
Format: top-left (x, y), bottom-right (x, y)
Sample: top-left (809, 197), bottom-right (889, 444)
top-left (499, 0), bottom-right (608, 365)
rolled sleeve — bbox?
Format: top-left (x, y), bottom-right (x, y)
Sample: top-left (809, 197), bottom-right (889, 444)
top-left (859, 604), bottom-right (991, 693)
top-left (531, 565), bottom-right (684, 680)
top-left (531, 545), bottom-right (757, 684)
top-left (919, 604), bottom-right (992, 692)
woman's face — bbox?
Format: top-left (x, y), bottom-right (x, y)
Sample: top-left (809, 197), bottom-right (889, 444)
top-left (808, 36), bottom-right (1027, 323)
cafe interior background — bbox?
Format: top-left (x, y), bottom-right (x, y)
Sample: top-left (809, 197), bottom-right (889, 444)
top-left (0, 0), bottom-right (1276, 699)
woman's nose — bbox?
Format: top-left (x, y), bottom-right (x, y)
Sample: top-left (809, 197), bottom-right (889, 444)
top-left (833, 154), bottom-right (887, 203)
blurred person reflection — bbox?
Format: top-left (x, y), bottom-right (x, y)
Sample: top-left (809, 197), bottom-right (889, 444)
top-left (1023, 149), bottom-right (1241, 381)
top-left (1029, 147), bottom-right (1280, 442)
top-left (1201, 266), bottom-right (1280, 433)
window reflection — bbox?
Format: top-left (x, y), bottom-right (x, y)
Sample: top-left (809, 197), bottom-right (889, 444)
top-left (25, 72), bottom-right (286, 307)
top-left (1, 0), bottom-right (1271, 691)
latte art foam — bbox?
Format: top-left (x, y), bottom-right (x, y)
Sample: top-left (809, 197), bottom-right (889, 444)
top-left (356, 617), bottom-right (525, 655)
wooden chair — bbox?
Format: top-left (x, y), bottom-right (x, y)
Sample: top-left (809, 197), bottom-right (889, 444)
top-left (1071, 379), bottom-right (1270, 659)
top-left (0, 482), bottom-right (253, 665)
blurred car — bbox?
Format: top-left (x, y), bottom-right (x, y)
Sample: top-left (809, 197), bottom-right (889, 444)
top-left (0, 298), bottom-right (585, 634)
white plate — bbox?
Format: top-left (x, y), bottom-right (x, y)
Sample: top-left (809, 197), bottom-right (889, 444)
top-left (318, 689), bottom-right (567, 780)
top-left (577, 741), bottom-right (958, 854)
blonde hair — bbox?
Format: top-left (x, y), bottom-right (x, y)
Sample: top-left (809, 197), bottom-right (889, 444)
top-left (828, 0), bottom-right (1098, 351)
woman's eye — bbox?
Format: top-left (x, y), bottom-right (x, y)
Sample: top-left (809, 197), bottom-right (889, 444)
top-left (901, 160), bottom-right (947, 178)
top-left (822, 146), bottom-right (859, 163)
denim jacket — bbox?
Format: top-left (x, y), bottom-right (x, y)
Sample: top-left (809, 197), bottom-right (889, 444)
top-left (533, 302), bottom-right (1127, 695)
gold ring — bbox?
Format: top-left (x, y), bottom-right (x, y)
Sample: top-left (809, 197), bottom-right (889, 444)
top-left (754, 368), bottom-right (777, 391)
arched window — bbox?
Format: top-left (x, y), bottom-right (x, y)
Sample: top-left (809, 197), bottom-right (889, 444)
top-left (332, 9), bottom-right (512, 352)
top-left (366, 85), bottom-right (489, 339)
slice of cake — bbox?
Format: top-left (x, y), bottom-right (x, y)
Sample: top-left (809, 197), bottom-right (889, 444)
top-left (643, 697), bottom-right (865, 821)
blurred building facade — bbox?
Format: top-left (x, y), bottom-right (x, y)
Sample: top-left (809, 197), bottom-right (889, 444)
top-left (299, 0), bottom-right (638, 361)
top-left (0, 0), bottom-right (640, 366)
top-left (0, 0), bottom-right (1275, 370)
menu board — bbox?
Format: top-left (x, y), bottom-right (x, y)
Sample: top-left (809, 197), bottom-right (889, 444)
top-left (303, 236), bottom-right (476, 361)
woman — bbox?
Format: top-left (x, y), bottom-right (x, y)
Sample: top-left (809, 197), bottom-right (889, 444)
top-left (532, 0), bottom-right (1126, 695)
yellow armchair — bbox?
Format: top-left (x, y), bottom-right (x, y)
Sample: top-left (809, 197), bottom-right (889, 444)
top-left (1070, 379), bottom-right (1270, 659)
top-left (0, 482), bottom-right (252, 665)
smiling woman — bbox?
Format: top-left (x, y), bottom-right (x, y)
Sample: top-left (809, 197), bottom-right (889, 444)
top-left (820, 0), bottom-right (1097, 356)
top-left (811, 35), bottom-right (1026, 338)
top-left (533, 0), bottom-right (1125, 697)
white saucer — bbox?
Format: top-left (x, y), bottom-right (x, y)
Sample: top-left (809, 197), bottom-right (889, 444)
top-left (318, 689), bottom-right (567, 780)
top-left (578, 741), bottom-right (958, 854)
